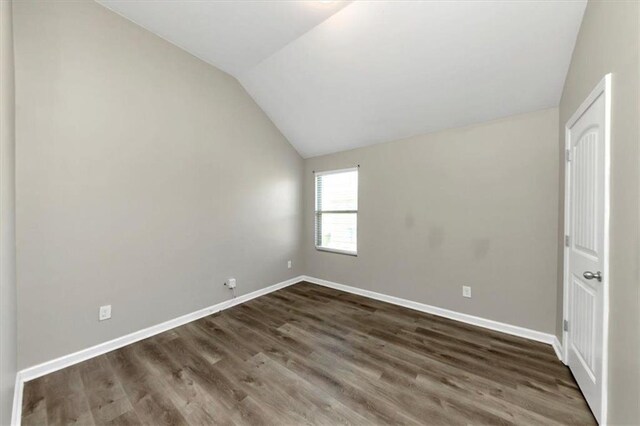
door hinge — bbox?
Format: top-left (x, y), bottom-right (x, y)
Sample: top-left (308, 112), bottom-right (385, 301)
top-left (565, 149), bottom-right (572, 162)
top-left (565, 235), bottom-right (570, 247)
top-left (563, 319), bottom-right (569, 332)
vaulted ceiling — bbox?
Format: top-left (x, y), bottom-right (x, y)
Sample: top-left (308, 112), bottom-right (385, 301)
top-left (97, 0), bottom-right (586, 158)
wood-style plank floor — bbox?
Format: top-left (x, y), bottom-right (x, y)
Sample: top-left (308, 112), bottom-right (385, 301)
top-left (22, 282), bottom-right (596, 425)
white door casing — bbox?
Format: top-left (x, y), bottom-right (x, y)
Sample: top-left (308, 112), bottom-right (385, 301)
top-left (563, 74), bottom-right (611, 425)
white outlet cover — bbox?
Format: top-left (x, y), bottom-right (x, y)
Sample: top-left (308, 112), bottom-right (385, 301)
top-left (99, 305), bottom-right (112, 321)
top-left (227, 278), bottom-right (237, 289)
top-left (463, 286), bottom-right (472, 298)
top-left (287, 260), bottom-right (292, 269)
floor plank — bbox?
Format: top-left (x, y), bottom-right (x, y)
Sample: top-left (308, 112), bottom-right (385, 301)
top-left (22, 282), bottom-right (596, 425)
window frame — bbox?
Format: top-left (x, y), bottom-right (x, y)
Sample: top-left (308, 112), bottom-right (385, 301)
top-left (314, 167), bottom-right (359, 256)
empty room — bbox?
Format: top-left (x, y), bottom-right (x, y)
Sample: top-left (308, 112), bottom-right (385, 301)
top-left (1, 0), bottom-right (639, 425)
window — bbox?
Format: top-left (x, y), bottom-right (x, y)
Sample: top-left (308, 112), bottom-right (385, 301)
top-left (315, 167), bottom-right (358, 255)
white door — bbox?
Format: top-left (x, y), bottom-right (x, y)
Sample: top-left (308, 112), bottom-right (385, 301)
top-left (564, 75), bottom-right (610, 424)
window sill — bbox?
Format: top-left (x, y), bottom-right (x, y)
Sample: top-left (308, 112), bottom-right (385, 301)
top-left (315, 246), bottom-right (358, 257)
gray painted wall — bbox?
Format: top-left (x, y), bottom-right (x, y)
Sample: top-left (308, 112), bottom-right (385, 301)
top-left (304, 108), bottom-right (560, 334)
top-left (9, 0), bottom-right (639, 422)
top-left (0, 0), bottom-right (17, 423)
top-left (557, 1), bottom-right (640, 423)
top-left (13, 0), bottom-right (304, 369)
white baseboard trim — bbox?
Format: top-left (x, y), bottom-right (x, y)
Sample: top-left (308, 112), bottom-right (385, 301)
top-left (301, 275), bottom-right (562, 353)
top-left (552, 336), bottom-right (565, 364)
top-left (12, 274), bottom-right (565, 424)
top-left (11, 275), bottom-right (304, 424)
top-left (14, 275), bottom-right (303, 395)
top-left (11, 275), bottom-right (303, 424)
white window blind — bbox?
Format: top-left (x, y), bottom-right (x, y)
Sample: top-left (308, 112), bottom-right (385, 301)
top-left (315, 168), bottom-right (358, 255)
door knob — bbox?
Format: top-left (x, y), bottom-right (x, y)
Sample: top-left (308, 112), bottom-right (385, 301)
top-left (583, 271), bottom-right (602, 282)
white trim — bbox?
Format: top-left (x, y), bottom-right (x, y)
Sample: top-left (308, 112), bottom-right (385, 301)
top-left (552, 336), bottom-right (564, 363)
top-left (12, 274), bottom-right (566, 424)
top-left (315, 246), bottom-right (358, 256)
top-left (301, 275), bottom-right (560, 348)
top-left (10, 372), bottom-right (24, 426)
top-left (17, 275), bottom-right (303, 384)
top-left (11, 275), bottom-right (304, 424)
top-left (562, 73), bottom-right (611, 425)
top-left (313, 166), bottom-right (358, 177)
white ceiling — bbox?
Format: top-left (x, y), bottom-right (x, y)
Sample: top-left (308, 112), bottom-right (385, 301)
top-left (97, 0), bottom-right (350, 75)
top-left (97, 0), bottom-right (586, 158)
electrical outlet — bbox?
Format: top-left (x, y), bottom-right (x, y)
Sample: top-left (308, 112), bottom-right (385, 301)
top-left (462, 286), bottom-right (471, 298)
top-left (287, 260), bottom-right (292, 269)
top-left (99, 305), bottom-right (111, 321)
top-left (225, 278), bottom-right (237, 289)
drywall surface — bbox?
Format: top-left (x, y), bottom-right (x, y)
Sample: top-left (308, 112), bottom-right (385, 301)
top-left (13, 0), bottom-right (304, 369)
top-left (557, 0), bottom-right (640, 422)
top-left (0, 0), bottom-right (17, 422)
top-left (304, 108), bottom-right (560, 334)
